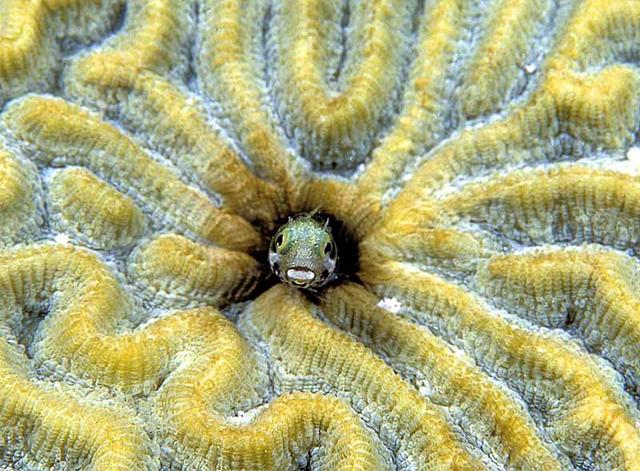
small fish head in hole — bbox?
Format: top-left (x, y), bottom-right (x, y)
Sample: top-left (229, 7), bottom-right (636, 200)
top-left (268, 215), bottom-right (338, 289)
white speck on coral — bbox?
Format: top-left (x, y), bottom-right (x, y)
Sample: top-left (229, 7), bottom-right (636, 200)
top-left (377, 297), bottom-right (402, 314)
top-left (524, 63), bottom-right (537, 74)
top-left (627, 146), bottom-right (640, 164)
top-left (225, 404), bottom-right (268, 425)
top-left (54, 233), bottom-right (70, 245)
top-left (618, 146), bottom-right (640, 175)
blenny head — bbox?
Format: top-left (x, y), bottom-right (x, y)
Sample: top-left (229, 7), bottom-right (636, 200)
top-left (268, 214), bottom-right (338, 289)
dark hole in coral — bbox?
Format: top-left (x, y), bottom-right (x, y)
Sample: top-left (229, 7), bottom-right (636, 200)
top-left (321, 211), bottom-right (361, 283)
top-left (12, 302), bottom-right (50, 359)
top-left (564, 307), bottom-right (578, 326)
top-left (298, 449), bottom-right (314, 470)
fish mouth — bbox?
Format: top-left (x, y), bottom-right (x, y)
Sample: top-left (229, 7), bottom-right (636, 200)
top-left (286, 267), bottom-right (316, 286)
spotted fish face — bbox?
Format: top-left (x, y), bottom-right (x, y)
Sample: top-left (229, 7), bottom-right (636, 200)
top-left (268, 215), bottom-right (338, 289)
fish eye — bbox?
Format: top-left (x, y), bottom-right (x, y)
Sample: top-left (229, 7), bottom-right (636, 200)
top-left (276, 233), bottom-right (284, 247)
top-left (324, 242), bottom-right (332, 255)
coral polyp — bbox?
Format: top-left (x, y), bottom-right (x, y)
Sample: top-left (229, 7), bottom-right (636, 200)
top-left (0, 0), bottom-right (639, 470)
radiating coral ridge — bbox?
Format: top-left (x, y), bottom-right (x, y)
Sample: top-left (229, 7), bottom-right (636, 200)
top-left (0, 0), bottom-right (639, 469)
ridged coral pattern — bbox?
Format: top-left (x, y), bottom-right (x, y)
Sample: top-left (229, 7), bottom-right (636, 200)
top-left (0, 0), bottom-right (639, 470)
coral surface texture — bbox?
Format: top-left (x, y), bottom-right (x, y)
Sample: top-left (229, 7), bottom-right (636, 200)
top-left (1, 0), bottom-right (640, 470)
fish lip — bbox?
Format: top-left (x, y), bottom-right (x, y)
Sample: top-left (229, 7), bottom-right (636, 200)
top-left (290, 280), bottom-right (309, 287)
top-left (286, 267), bottom-right (316, 284)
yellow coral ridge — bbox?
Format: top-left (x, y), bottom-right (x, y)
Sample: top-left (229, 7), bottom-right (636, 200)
top-left (79, 72), bottom-right (282, 224)
top-left (478, 248), bottom-right (640, 390)
top-left (361, 221), bottom-right (485, 272)
top-left (70, 0), bottom-right (188, 81)
top-left (0, 0), bottom-right (119, 103)
top-left (0, 0), bottom-right (49, 98)
top-left (0, 143), bottom-right (41, 245)
top-left (64, 0), bottom-right (283, 223)
top-left (361, 260), bottom-right (640, 469)
top-left (322, 283), bottom-right (563, 470)
top-left (294, 177), bottom-right (380, 238)
top-left (199, 0), bottom-right (301, 188)
top-left (443, 167), bottom-right (640, 247)
top-left (2, 95), bottom-right (260, 251)
top-left (358, 0), bottom-right (470, 196)
top-left (49, 167), bottom-right (145, 249)
top-left (250, 285), bottom-right (481, 470)
top-left (130, 234), bottom-right (262, 307)
top-left (0, 244), bottom-right (184, 390)
top-left (459, 0), bottom-right (552, 118)
top-left (157, 388), bottom-right (383, 470)
top-left (0, 244), bottom-right (379, 469)
top-left (0, 340), bottom-right (155, 470)
top-left (390, 0), bottom-right (640, 212)
top-left (273, 0), bottom-right (416, 168)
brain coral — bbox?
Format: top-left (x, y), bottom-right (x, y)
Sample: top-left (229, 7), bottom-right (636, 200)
top-left (0, 0), bottom-right (640, 469)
